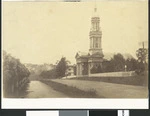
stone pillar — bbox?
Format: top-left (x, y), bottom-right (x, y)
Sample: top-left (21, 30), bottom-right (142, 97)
top-left (76, 64), bottom-right (78, 76)
top-left (88, 63), bottom-right (91, 75)
top-left (78, 63), bottom-right (80, 75)
top-left (80, 63), bottom-right (82, 75)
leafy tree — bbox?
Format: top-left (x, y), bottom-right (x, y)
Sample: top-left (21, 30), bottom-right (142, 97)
top-left (3, 51), bottom-right (30, 97)
top-left (40, 69), bottom-right (56, 79)
top-left (136, 47), bottom-right (148, 74)
top-left (136, 48), bottom-right (148, 63)
top-left (103, 53), bottom-right (126, 72)
top-left (39, 57), bottom-right (70, 79)
top-left (91, 66), bottom-right (97, 74)
top-left (91, 64), bottom-right (103, 74)
top-left (112, 53), bottom-right (125, 71)
top-left (97, 64), bottom-right (103, 73)
top-left (125, 58), bottom-right (138, 71)
top-left (55, 57), bottom-right (69, 78)
top-left (103, 59), bottom-right (115, 72)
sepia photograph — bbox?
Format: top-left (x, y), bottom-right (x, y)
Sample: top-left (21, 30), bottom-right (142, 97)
top-left (2, 0), bottom-right (148, 108)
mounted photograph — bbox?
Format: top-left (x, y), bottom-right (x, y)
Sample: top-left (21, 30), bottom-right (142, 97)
top-left (2, 0), bottom-right (149, 109)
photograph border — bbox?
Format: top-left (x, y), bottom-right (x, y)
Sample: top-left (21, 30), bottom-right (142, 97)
top-left (1, 0), bottom-right (149, 110)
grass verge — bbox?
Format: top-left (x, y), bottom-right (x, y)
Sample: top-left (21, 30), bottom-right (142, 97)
top-left (71, 75), bottom-right (148, 86)
top-left (40, 79), bottom-right (101, 98)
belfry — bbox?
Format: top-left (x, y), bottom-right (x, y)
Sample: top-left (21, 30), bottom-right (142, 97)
top-left (75, 6), bottom-right (104, 76)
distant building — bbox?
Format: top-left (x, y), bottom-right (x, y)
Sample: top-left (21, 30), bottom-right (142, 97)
top-left (65, 65), bottom-right (76, 76)
top-left (75, 7), bottom-right (104, 76)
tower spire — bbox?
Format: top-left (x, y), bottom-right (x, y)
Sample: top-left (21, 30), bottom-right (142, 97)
top-left (89, 1), bottom-right (103, 56)
top-left (94, 0), bottom-right (97, 12)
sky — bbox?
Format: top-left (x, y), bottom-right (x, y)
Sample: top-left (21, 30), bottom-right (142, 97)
top-left (3, 1), bottom-right (148, 64)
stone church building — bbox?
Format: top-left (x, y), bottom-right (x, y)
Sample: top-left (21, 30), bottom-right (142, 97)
top-left (75, 7), bottom-right (104, 76)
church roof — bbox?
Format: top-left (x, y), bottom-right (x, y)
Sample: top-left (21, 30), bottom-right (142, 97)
top-left (75, 51), bottom-right (89, 59)
top-left (76, 52), bottom-right (134, 60)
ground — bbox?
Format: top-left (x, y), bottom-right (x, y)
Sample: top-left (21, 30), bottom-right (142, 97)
top-left (24, 78), bottom-right (148, 98)
top-left (25, 81), bottom-right (67, 98)
top-left (51, 79), bottom-right (148, 98)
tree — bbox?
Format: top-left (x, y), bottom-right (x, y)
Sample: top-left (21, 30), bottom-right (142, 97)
top-left (91, 64), bottom-right (103, 74)
top-left (136, 46), bottom-right (148, 74)
top-left (55, 57), bottom-right (70, 78)
top-left (125, 58), bottom-right (138, 71)
top-left (91, 66), bottom-right (97, 74)
top-left (103, 59), bottom-right (115, 72)
top-left (97, 64), bottom-right (103, 73)
top-left (39, 57), bottom-right (70, 79)
top-left (40, 69), bottom-right (57, 79)
top-left (3, 51), bottom-right (30, 97)
top-left (136, 48), bottom-right (148, 63)
top-left (102, 53), bottom-right (126, 72)
top-left (112, 53), bottom-right (125, 72)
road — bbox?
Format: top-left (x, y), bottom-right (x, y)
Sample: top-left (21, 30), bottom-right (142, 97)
top-left (25, 81), bottom-right (67, 98)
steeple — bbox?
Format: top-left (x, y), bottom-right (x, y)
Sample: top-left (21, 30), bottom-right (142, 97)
top-left (93, 0), bottom-right (98, 17)
top-left (94, 0), bottom-right (97, 12)
top-left (89, 3), bottom-right (103, 57)
top-left (94, 7), bottom-right (97, 12)
top-left (94, 2), bottom-right (97, 13)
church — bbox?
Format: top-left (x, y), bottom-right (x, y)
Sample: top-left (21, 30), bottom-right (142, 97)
top-left (75, 7), bottom-right (104, 76)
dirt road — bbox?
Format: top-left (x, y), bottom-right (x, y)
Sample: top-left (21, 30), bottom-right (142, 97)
top-left (25, 81), bottom-right (68, 98)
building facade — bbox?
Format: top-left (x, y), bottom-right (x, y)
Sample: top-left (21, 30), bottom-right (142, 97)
top-left (65, 65), bottom-right (76, 76)
top-left (75, 7), bottom-right (104, 76)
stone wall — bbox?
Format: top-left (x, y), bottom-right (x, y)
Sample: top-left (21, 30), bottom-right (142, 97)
top-left (89, 71), bottom-right (136, 77)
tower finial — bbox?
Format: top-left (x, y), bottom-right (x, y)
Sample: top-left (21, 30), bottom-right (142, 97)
top-left (94, 0), bottom-right (97, 12)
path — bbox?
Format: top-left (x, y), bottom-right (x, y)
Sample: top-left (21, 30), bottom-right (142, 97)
top-left (25, 81), bottom-right (68, 98)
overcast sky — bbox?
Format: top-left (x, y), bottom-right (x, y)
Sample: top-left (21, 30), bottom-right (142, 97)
top-left (3, 1), bottom-right (148, 64)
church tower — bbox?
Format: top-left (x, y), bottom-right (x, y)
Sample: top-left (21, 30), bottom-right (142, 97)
top-left (89, 7), bottom-right (103, 57)
top-left (75, 4), bottom-right (104, 76)
top-left (88, 6), bottom-right (104, 74)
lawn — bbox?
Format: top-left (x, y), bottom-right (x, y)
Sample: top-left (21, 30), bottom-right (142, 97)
top-left (70, 74), bottom-right (148, 86)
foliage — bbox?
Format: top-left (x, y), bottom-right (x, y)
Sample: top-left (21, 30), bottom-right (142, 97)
top-left (102, 59), bottom-right (115, 72)
top-left (136, 48), bottom-right (148, 63)
top-left (3, 51), bottom-right (30, 97)
top-left (55, 57), bottom-right (69, 78)
top-left (103, 53), bottom-right (139, 72)
top-left (112, 53), bottom-right (126, 71)
top-left (91, 64), bottom-right (103, 74)
top-left (125, 58), bottom-right (138, 71)
top-left (136, 47), bottom-right (148, 75)
top-left (40, 69), bottom-right (56, 79)
top-left (102, 53), bottom-right (125, 72)
top-left (102, 49), bottom-right (148, 75)
top-left (40, 57), bottom-right (70, 79)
